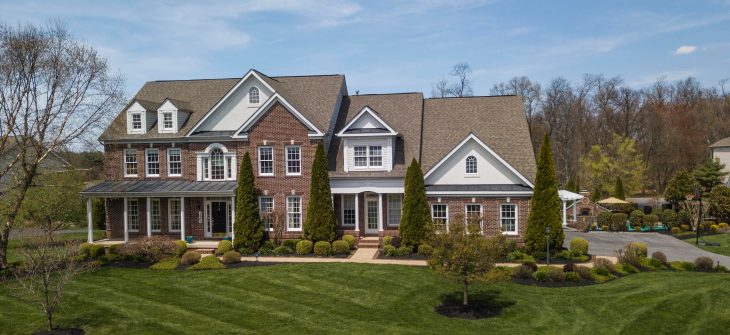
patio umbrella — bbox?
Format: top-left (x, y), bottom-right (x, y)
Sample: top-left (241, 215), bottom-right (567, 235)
top-left (597, 197), bottom-right (629, 205)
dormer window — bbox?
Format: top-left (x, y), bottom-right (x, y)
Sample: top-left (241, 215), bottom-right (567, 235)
top-left (466, 156), bottom-right (477, 174)
top-left (131, 113), bottom-right (142, 130)
top-left (162, 112), bottom-right (173, 130)
top-left (249, 87), bottom-right (260, 104)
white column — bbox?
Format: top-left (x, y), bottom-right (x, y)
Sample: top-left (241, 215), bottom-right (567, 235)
top-left (378, 193), bottom-right (384, 232)
top-left (354, 193), bottom-right (360, 233)
top-left (123, 197), bottom-right (129, 242)
top-left (572, 200), bottom-right (577, 222)
top-left (86, 198), bottom-right (93, 243)
top-left (562, 200), bottom-right (567, 227)
top-left (180, 197), bottom-right (186, 241)
top-left (146, 197), bottom-right (152, 237)
top-left (230, 196), bottom-right (235, 243)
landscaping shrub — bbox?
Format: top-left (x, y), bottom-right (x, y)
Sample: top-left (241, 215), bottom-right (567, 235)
top-left (644, 258), bottom-right (665, 270)
top-left (238, 247), bottom-right (255, 255)
top-left (714, 264), bottom-right (728, 273)
top-left (616, 243), bottom-right (644, 267)
top-left (633, 226), bottom-right (641, 232)
top-left (383, 236), bottom-right (393, 246)
top-left (532, 269), bottom-right (549, 282)
top-left (313, 241), bottom-right (332, 256)
top-left (283, 239), bottom-right (300, 249)
top-left (522, 260), bottom-right (538, 272)
top-left (150, 257), bottom-right (180, 270)
top-left (108, 243), bottom-right (124, 255)
top-left (547, 267), bottom-right (566, 282)
top-left (173, 240), bottom-right (187, 257)
top-left (651, 251), bottom-right (667, 264)
top-left (180, 251), bottom-right (202, 266)
top-left (680, 224), bottom-right (690, 231)
top-left (662, 209), bottom-right (678, 227)
top-left (119, 236), bottom-right (178, 262)
top-left (601, 225), bottom-right (610, 231)
top-left (555, 250), bottom-right (572, 260)
top-left (694, 256), bottom-right (714, 271)
top-left (592, 266), bottom-right (610, 276)
top-left (630, 242), bottom-right (648, 257)
top-left (101, 253), bottom-right (121, 263)
top-left (671, 261), bottom-right (695, 271)
top-left (222, 251), bottom-right (242, 264)
top-left (570, 238), bottom-right (589, 256)
top-left (296, 240), bottom-right (313, 255)
top-left (574, 265), bottom-right (593, 280)
top-left (258, 241), bottom-right (275, 255)
top-left (487, 266), bottom-right (513, 282)
top-left (671, 227), bottom-right (681, 234)
top-left (592, 272), bottom-right (616, 283)
top-left (563, 263), bottom-right (575, 272)
top-left (79, 243), bottom-right (92, 257)
top-left (597, 211), bottom-right (612, 229)
top-left (417, 244), bottom-right (433, 256)
top-left (332, 240), bottom-right (350, 255)
top-left (187, 255), bottom-right (225, 270)
top-left (710, 224), bottom-right (720, 233)
top-left (565, 271), bottom-right (580, 283)
top-left (719, 222), bottom-right (730, 229)
top-left (382, 244), bottom-right (397, 257)
top-left (507, 250), bottom-right (535, 262)
top-left (397, 246), bottom-right (411, 256)
top-left (611, 213), bottom-right (628, 231)
top-left (504, 239), bottom-right (518, 254)
top-left (629, 210), bottom-right (644, 227)
top-left (89, 244), bottom-right (105, 259)
top-left (643, 214), bottom-right (659, 227)
top-left (389, 236), bottom-right (401, 247)
top-left (342, 235), bottom-right (356, 249)
top-left (617, 263), bottom-right (639, 274)
top-left (512, 264), bottom-right (534, 279)
top-left (273, 246), bottom-right (293, 256)
top-left (594, 258), bottom-right (615, 274)
top-left (216, 240), bottom-right (233, 255)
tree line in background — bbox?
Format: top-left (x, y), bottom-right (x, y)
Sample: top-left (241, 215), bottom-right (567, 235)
top-left (434, 63), bottom-right (730, 198)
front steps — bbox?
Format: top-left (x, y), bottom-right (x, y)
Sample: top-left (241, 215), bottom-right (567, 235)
top-left (358, 236), bottom-right (380, 249)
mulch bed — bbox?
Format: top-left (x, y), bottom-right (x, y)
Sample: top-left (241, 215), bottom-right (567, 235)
top-left (434, 291), bottom-right (515, 319)
top-left (499, 254), bottom-right (593, 265)
top-left (224, 261), bottom-right (280, 269)
top-left (511, 277), bottom-right (596, 287)
top-left (374, 251), bottom-right (428, 260)
top-left (101, 261), bottom-right (152, 269)
top-left (33, 328), bottom-right (85, 335)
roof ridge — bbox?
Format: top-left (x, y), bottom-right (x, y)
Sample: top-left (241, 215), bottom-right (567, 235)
top-left (270, 74), bottom-right (344, 78)
top-left (149, 77), bottom-right (241, 83)
top-left (350, 92), bottom-right (423, 97)
top-left (426, 94), bottom-right (517, 100)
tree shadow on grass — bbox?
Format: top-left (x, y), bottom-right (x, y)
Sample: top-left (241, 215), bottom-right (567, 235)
top-left (435, 290), bottom-right (515, 319)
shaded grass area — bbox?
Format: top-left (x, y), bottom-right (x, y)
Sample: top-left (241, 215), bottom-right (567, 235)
top-left (675, 232), bottom-right (730, 256)
top-left (1, 263), bottom-right (730, 334)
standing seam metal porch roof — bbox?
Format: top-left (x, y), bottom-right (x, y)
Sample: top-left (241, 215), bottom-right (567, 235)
top-left (81, 180), bottom-right (238, 196)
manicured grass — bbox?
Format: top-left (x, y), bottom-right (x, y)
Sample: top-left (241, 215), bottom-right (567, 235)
top-left (7, 230), bottom-right (105, 263)
top-left (1, 264), bottom-right (729, 334)
top-left (675, 232), bottom-right (730, 256)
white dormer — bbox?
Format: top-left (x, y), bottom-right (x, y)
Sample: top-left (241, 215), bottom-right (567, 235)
top-left (336, 107), bottom-right (398, 172)
top-left (126, 101), bottom-right (154, 135)
top-left (157, 99), bottom-right (191, 134)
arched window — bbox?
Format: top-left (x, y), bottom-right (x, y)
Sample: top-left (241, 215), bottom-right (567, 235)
top-left (199, 144), bottom-right (236, 181)
top-left (249, 87), bottom-right (260, 104)
top-left (210, 148), bottom-right (225, 180)
top-left (465, 156), bottom-right (477, 174)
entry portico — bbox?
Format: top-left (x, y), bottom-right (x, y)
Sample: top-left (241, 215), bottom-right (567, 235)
top-left (330, 177), bottom-right (404, 237)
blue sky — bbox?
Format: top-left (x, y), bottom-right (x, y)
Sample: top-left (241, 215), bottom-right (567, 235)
top-left (1, 0), bottom-right (729, 96)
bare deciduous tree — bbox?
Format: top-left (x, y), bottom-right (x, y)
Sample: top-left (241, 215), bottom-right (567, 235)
top-left (0, 22), bottom-right (124, 269)
top-left (267, 207), bottom-right (287, 247)
top-left (430, 62), bottom-right (473, 98)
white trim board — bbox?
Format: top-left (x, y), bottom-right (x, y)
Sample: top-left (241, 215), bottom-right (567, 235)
top-left (336, 106), bottom-right (398, 137)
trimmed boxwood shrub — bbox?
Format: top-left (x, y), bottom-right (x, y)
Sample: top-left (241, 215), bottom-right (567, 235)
top-left (547, 267), bottom-right (565, 282)
top-left (397, 246), bottom-right (411, 256)
top-left (629, 242), bottom-right (648, 258)
top-left (382, 245), bottom-right (397, 257)
top-left (629, 210), bottom-right (644, 227)
top-left (651, 251), bottom-right (667, 264)
top-left (79, 243), bottom-right (92, 257)
top-left (150, 257), bottom-right (180, 270)
top-left (332, 240), bottom-right (350, 255)
top-left (342, 235), bottom-right (356, 249)
top-left (671, 227), bottom-right (681, 234)
top-left (222, 251), bottom-right (242, 264)
top-left (644, 214), bottom-right (659, 227)
top-left (187, 255), bottom-right (225, 270)
top-left (181, 251), bottom-right (202, 266)
top-left (597, 211), bottom-right (612, 229)
top-left (565, 271), bottom-right (580, 282)
top-left (173, 240), bottom-right (187, 257)
top-left (296, 240), bottom-right (313, 255)
top-left (89, 244), bottom-right (105, 259)
top-left (417, 244), bottom-right (433, 256)
top-left (611, 213), bottom-right (628, 231)
top-left (216, 240), bottom-right (233, 255)
top-left (695, 256), bottom-right (714, 271)
top-left (313, 241), bottom-right (332, 255)
top-left (575, 265), bottom-right (593, 280)
top-left (283, 239), bottom-right (300, 249)
top-left (383, 236), bottom-right (393, 246)
top-left (570, 238), bottom-right (589, 255)
top-left (662, 209), bottom-right (678, 227)
top-left (532, 269), bottom-right (549, 282)
top-left (512, 264), bottom-right (534, 279)
top-left (273, 246), bottom-right (293, 255)
top-left (108, 243), bottom-right (124, 255)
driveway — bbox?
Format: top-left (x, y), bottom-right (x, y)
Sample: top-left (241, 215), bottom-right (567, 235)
top-left (564, 231), bottom-right (730, 267)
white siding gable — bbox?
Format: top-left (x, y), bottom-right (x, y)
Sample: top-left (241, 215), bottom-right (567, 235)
top-left (157, 100), bottom-right (178, 134)
top-left (350, 112), bottom-right (386, 130)
top-left (126, 102), bottom-right (148, 134)
top-left (195, 77), bottom-right (273, 132)
top-left (425, 137), bottom-right (527, 186)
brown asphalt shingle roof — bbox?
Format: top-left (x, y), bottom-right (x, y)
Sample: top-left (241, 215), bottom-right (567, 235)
top-left (328, 93), bottom-right (423, 177)
top-left (421, 96), bottom-right (536, 184)
top-left (710, 137), bottom-right (730, 148)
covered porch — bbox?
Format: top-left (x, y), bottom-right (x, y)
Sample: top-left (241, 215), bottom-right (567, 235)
top-left (330, 177), bottom-right (404, 237)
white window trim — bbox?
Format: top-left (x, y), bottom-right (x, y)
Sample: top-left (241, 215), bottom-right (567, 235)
top-left (129, 112), bottom-right (144, 133)
top-left (150, 198), bottom-right (161, 232)
top-left (349, 140), bottom-right (387, 171)
top-left (286, 196), bottom-right (302, 231)
top-left (249, 86), bottom-right (260, 104)
top-left (465, 155), bottom-right (478, 175)
top-left (431, 203), bottom-right (449, 231)
top-left (168, 198), bottom-right (181, 232)
top-left (167, 148), bottom-right (182, 177)
top-left (285, 145), bottom-right (302, 176)
top-left (258, 146), bottom-right (274, 176)
top-left (500, 203), bottom-right (519, 236)
top-left (464, 203), bottom-right (483, 232)
top-left (162, 112), bottom-right (174, 130)
top-left (145, 148), bottom-right (160, 177)
top-left (127, 198), bottom-right (139, 232)
top-left (386, 194), bottom-right (402, 227)
top-left (340, 194), bottom-right (356, 227)
top-left (124, 149), bottom-right (138, 177)
top-left (259, 196), bottom-right (274, 231)
top-left (196, 144), bottom-right (237, 181)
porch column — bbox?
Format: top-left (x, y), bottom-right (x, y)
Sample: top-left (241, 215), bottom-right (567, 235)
top-left (354, 193), bottom-right (360, 233)
top-left (146, 197), bottom-right (152, 237)
top-left (378, 193), bottom-right (384, 232)
top-left (123, 197), bottom-right (129, 243)
top-left (573, 200), bottom-right (577, 222)
top-left (230, 195), bottom-right (235, 243)
top-left (180, 197), bottom-right (186, 241)
top-left (562, 200), bottom-right (567, 227)
top-left (86, 198), bottom-right (93, 243)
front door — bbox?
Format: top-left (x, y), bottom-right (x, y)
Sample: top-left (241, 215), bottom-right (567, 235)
top-left (211, 201), bottom-right (228, 237)
top-left (365, 196), bottom-right (379, 235)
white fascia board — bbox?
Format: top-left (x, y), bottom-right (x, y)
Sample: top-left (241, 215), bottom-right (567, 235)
top-left (336, 106), bottom-right (398, 137)
top-left (233, 93), bottom-right (324, 138)
top-left (423, 133), bottom-right (535, 189)
top-left (426, 191), bottom-right (534, 197)
top-left (186, 70), bottom-right (277, 136)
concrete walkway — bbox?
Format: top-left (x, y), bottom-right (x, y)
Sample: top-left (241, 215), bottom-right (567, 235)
top-left (564, 231), bottom-right (730, 267)
top-left (237, 247), bottom-right (428, 266)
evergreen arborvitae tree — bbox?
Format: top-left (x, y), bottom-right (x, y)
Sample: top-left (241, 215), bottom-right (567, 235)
top-left (235, 152), bottom-right (264, 251)
top-left (399, 158), bottom-right (432, 247)
top-left (694, 158), bottom-right (728, 193)
top-left (303, 143), bottom-right (336, 242)
top-left (664, 168), bottom-right (697, 205)
top-left (614, 177), bottom-right (625, 200)
top-left (525, 134), bottom-right (564, 254)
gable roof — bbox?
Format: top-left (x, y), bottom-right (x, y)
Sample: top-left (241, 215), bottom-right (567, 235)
top-left (329, 93), bottom-right (423, 177)
top-left (233, 93), bottom-right (325, 138)
top-left (336, 106), bottom-right (398, 137)
top-left (710, 137), bottom-right (730, 148)
top-left (421, 96), bottom-right (536, 183)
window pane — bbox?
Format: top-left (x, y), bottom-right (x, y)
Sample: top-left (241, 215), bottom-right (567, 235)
top-left (259, 147), bottom-right (273, 175)
top-left (286, 146), bottom-right (301, 174)
top-left (353, 146), bottom-right (367, 167)
top-left (146, 150), bottom-right (159, 176)
top-left (387, 194), bottom-right (402, 226)
top-left (169, 199), bottom-right (181, 231)
top-left (210, 149), bottom-right (224, 179)
top-left (125, 150), bottom-right (137, 176)
top-left (501, 204), bottom-right (517, 233)
top-left (466, 156), bottom-right (477, 174)
top-left (432, 204), bottom-right (447, 231)
top-left (287, 197), bottom-right (301, 230)
top-left (132, 114), bottom-right (142, 129)
top-left (128, 199), bottom-right (139, 231)
top-left (342, 195), bottom-right (356, 226)
top-left (168, 149), bottom-right (181, 176)
top-left (369, 146), bottom-right (382, 167)
top-left (163, 113), bottom-right (173, 129)
top-left (249, 87), bottom-right (259, 104)
top-left (260, 197), bottom-right (274, 229)
top-left (151, 199), bottom-right (161, 231)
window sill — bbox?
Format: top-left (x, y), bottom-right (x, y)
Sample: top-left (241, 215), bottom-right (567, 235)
top-left (285, 173), bottom-right (302, 177)
top-left (167, 174), bottom-right (182, 178)
top-left (124, 175), bottom-right (138, 178)
top-left (128, 230), bottom-right (139, 233)
top-left (501, 232), bottom-right (518, 236)
top-left (259, 173), bottom-right (274, 177)
top-left (287, 228), bottom-right (302, 232)
top-left (169, 230), bottom-right (181, 233)
top-left (146, 175), bottom-right (160, 178)
top-left (464, 175), bottom-right (479, 178)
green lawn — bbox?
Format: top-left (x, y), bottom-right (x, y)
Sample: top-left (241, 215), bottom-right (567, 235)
top-left (7, 229), bottom-right (105, 263)
top-left (676, 232), bottom-right (730, 256)
top-left (1, 264), bottom-right (729, 334)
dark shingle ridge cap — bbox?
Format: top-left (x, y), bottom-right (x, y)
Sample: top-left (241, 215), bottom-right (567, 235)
top-left (426, 94), bottom-right (517, 100)
top-left (149, 77), bottom-right (241, 83)
top-left (350, 92), bottom-right (422, 97)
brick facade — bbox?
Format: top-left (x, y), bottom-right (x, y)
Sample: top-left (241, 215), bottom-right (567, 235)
top-left (427, 197), bottom-right (530, 244)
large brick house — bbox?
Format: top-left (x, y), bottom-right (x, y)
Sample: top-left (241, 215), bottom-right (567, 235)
top-left (81, 70), bottom-right (536, 244)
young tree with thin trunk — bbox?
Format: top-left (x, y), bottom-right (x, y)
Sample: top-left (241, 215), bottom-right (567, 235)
top-left (399, 158), bottom-right (432, 247)
top-left (0, 22), bottom-right (124, 270)
top-left (303, 143), bottom-right (336, 242)
top-left (18, 171), bottom-right (84, 242)
top-left (234, 152), bottom-right (263, 251)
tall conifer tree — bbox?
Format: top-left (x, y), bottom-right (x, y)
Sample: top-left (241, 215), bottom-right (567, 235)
top-left (235, 152), bottom-right (264, 251)
top-left (614, 177), bottom-right (626, 200)
top-left (303, 143), bottom-right (336, 242)
top-left (525, 134), bottom-right (564, 254)
top-left (399, 158), bottom-right (432, 247)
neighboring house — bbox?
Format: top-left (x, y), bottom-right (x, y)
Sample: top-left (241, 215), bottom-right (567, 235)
top-left (0, 136), bottom-right (72, 191)
top-left (81, 70), bottom-right (536, 244)
top-left (710, 137), bottom-right (730, 184)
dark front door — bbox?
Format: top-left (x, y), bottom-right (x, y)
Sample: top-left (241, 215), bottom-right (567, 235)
top-left (211, 202), bottom-right (227, 234)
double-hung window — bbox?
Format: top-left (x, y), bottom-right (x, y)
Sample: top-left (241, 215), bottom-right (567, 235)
top-left (168, 148), bottom-right (181, 176)
top-left (352, 145), bottom-right (382, 168)
top-left (146, 149), bottom-right (160, 177)
top-left (432, 204), bottom-right (448, 231)
top-left (259, 196), bottom-right (274, 230)
top-left (369, 146), bottom-right (382, 167)
top-left (127, 199), bottom-right (139, 232)
top-left (501, 204), bottom-right (517, 235)
top-left (124, 149), bottom-right (137, 177)
top-left (258, 147), bottom-right (273, 176)
top-left (150, 198), bottom-right (161, 232)
top-left (354, 146), bottom-right (368, 167)
top-left (162, 112), bottom-right (173, 130)
top-left (465, 204), bottom-right (482, 227)
top-left (387, 194), bottom-right (402, 226)
top-left (286, 146), bottom-right (301, 175)
top-left (286, 196), bottom-right (302, 231)
top-left (168, 198), bottom-right (181, 232)
top-left (341, 194), bottom-right (356, 226)
top-left (131, 113), bottom-right (142, 130)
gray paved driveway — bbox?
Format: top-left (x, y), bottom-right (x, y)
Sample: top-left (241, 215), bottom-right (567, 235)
top-left (564, 231), bottom-right (730, 267)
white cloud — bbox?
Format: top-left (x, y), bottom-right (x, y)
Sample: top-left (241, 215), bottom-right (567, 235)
top-left (675, 45), bottom-right (698, 55)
